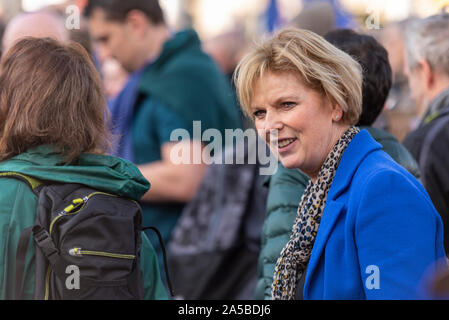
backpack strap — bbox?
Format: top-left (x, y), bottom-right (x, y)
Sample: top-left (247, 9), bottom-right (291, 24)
top-left (0, 172), bottom-right (45, 299)
top-left (14, 226), bottom-right (60, 300)
top-left (32, 226), bottom-right (60, 266)
top-left (142, 226), bottom-right (175, 297)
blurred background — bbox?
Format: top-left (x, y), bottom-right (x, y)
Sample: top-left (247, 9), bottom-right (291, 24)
top-left (1, 0), bottom-right (449, 141)
top-left (3, 0), bottom-right (446, 36)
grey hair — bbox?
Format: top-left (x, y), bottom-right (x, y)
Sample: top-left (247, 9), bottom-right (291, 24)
top-left (405, 14), bottom-right (449, 76)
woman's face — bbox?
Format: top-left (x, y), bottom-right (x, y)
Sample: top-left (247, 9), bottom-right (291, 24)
top-left (250, 71), bottom-right (346, 180)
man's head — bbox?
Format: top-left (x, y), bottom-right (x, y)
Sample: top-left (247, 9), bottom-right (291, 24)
top-left (405, 14), bottom-right (449, 117)
top-left (84, 0), bottom-right (167, 72)
top-left (324, 29), bottom-right (392, 126)
top-left (290, 1), bottom-right (335, 36)
top-left (2, 10), bottom-right (69, 54)
top-left (203, 30), bottom-right (247, 77)
top-left (380, 19), bottom-right (416, 83)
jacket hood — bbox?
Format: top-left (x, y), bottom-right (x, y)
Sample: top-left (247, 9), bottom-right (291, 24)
top-left (138, 28), bottom-right (243, 136)
top-left (0, 145), bottom-right (150, 201)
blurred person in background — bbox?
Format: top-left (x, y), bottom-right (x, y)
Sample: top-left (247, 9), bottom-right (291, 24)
top-left (2, 5), bottom-right (126, 108)
top-left (83, 0), bottom-right (242, 280)
top-left (289, 1), bottom-right (335, 36)
top-left (379, 19), bottom-right (419, 141)
top-left (46, 1), bottom-right (129, 103)
top-left (202, 29), bottom-right (247, 83)
top-left (403, 13), bottom-right (449, 254)
top-left (48, 2), bottom-right (129, 102)
top-left (2, 10), bottom-right (69, 53)
top-left (49, 2), bottom-right (94, 56)
top-left (101, 57), bottom-right (129, 101)
top-left (202, 28), bottom-right (252, 130)
top-left (252, 28), bottom-right (422, 299)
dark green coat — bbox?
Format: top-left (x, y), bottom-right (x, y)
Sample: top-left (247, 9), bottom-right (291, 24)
top-left (135, 28), bottom-right (243, 271)
top-left (138, 28), bottom-right (242, 137)
top-left (0, 146), bottom-right (168, 300)
top-left (255, 126), bottom-right (420, 299)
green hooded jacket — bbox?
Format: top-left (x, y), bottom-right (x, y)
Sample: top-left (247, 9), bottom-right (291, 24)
top-left (134, 28), bottom-right (243, 273)
top-left (138, 28), bottom-right (243, 136)
top-left (0, 145), bottom-right (168, 300)
top-left (255, 126), bottom-right (421, 299)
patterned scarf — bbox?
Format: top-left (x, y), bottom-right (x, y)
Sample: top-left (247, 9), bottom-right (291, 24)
top-left (271, 126), bottom-right (360, 300)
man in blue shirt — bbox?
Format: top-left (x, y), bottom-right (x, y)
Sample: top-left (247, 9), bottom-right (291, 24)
top-left (84, 0), bottom-right (242, 275)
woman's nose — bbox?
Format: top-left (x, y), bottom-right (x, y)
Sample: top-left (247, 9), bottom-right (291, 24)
top-left (264, 110), bottom-right (283, 131)
top-left (261, 111), bottom-right (283, 143)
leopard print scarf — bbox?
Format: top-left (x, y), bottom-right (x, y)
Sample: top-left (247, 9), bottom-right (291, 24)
top-left (271, 126), bottom-right (360, 300)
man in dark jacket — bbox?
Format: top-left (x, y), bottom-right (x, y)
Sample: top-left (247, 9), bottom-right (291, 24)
top-left (84, 0), bottom-right (242, 277)
top-left (402, 14), bottom-right (449, 254)
top-left (255, 29), bottom-right (421, 299)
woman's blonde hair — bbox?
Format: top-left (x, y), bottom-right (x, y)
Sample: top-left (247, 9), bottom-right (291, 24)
top-left (234, 28), bottom-right (363, 125)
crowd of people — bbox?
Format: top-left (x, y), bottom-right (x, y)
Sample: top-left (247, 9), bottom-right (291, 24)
top-left (0, 0), bottom-right (449, 300)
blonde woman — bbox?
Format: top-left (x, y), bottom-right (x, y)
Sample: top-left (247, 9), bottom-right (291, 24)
top-left (234, 28), bottom-right (446, 300)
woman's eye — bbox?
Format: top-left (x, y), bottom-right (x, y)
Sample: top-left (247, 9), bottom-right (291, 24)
top-left (282, 101), bottom-right (296, 108)
top-left (253, 110), bottom-right (266, 119)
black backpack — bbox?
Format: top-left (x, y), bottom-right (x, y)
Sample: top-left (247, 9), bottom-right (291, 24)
top-left (2, 172), bottom-right (173, 300)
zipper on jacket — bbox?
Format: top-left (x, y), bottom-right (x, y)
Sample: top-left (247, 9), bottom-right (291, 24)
top-left (69, 247), bottom-right (136, 260)
top-left (45, 191), bottom-right (118, 300)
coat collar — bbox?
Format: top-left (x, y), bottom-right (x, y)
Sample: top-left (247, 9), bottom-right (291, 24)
top-left (0, 145), bottom-right (150, 201)
top-left (326, 129), bottom-right (382, 201)
top-left (303, 129), bottom-right (382, 298)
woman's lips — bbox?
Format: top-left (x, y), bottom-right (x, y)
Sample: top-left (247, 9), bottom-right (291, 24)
top-left (277, 137), bottom-right (297, 152)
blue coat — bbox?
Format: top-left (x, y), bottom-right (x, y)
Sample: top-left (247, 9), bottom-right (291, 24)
top-left (303, 130), bottom-right (446, 299)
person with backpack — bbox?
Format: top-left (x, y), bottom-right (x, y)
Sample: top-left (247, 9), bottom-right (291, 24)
top-left (0, 37), bottom-right (167, 300)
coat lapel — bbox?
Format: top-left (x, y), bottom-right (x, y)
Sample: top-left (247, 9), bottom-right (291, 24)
top-left (303, 129), bottom-right (382, 298)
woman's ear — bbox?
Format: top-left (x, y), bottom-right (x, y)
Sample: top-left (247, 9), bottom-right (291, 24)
top-left (332, 104), bottom-right (344, 122)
